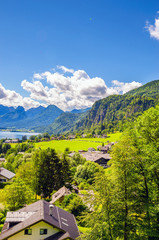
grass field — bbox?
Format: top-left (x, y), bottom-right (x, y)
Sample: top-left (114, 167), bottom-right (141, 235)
top-left (34, 132), bottom-right (122, 152)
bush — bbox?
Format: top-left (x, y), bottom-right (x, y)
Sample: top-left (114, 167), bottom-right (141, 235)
top-left (78, 182), bottom-right (90, 190)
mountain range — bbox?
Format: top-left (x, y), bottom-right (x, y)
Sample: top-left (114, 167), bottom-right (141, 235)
top-left (0, 79), bottom-right (159, 134)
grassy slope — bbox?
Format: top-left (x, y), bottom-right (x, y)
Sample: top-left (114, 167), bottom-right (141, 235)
top-left (34, 132), bottom-right (122, 152)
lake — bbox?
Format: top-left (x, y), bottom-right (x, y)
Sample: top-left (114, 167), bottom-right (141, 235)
top-left (0, 131), bottom-right (40, 140)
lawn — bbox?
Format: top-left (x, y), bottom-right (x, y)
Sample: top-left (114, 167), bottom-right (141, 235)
top-left (34, 132), bottom-right (122, 152)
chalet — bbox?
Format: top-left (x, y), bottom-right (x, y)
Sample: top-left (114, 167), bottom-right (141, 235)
top-left (81, 134), bottom-right (86, 138)
top-left (102, 134), bottom-right (107, 138)
top-left (68, 135), bottom-right (76, 140)
top-left (4, 139), bottom-right (19, 144)
top-left (100, 145), bottom-right (110, 153)
top-left (0, 200), bottom-right (80, 240)
top-left (88, 147), bottom-right (96, 152)
top-left (0, 167), bottom-right (15, 182)
top-left (80, 152), bottom-right (112, 168)
top-left (71, 185), bottom-right (79, 194)
top-left (4, 140), bottom-right (11, 144)
top-left (68, 152), bottom-right (76, 158)
top-left (51, 137), bottom-right (57, 140)
top-left (0, 158), bottom-right (5, 163)
top-left (97, 145), bottom-right (102, 150)
top-left (50, 186), bottom-right (71, 204)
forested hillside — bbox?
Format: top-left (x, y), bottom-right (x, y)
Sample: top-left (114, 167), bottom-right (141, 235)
top-left (81, 105), bottom-right (159, 239)
top-left (126, 79), bottom-right (159, 98)
top-left (33, 111), bottom-right (88, 135)
top-left (73, 94), bottom-right (157, 134)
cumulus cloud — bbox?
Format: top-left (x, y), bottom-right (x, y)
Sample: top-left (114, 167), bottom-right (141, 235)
top-left (0, 83), bottom-right (44, 110)
top-left (146, 15), bottom-right (159, 40)
top-left (0, 65), bottom-right (142, 110)
top-left (112, 80), bottom-right (142, 94)
top-left (20, 66), bottom-right (142, 111)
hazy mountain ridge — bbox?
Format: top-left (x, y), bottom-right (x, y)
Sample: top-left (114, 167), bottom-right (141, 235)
top-left (0, 105), bottom-right (64, 129)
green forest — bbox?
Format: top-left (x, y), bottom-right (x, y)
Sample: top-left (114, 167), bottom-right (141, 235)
top-left (0, 104), bottom-right (159, 239)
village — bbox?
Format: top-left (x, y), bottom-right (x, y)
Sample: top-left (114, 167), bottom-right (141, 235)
top-left (0, 133), bottom-right (115, 240)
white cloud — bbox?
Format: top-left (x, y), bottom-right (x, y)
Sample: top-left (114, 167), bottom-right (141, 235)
top-left (0, 83), bottom-right (44, 110)
top-left (57, 65), bottom-right (74, 74)
top-left (33, 73), bottom-right (43, 80)
top-left (146, 15), bottom-right (159, 40)
top-left (112, 80), bottom-right (142, 94)
top-left (20, 66), bottom-right (142, 111)
top-left (0, 65), bottom-right (142, 111)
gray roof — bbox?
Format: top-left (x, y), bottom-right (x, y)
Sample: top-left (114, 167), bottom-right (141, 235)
top-left (88, 147), bottom-right (96, 152)
top-left (68, 152), bottom-right (76, 158)
top-left (6, 212), bottom-right (36, 222)
top-left (80, 151), bottom-right (112, 162)
top-left (0, 158), bottom-right (5, 162)
top-left (0, 200), bottom-right (79, 240)
top-left (50, 186), bottom-right (71, 204)
top-left (0, 167), bottom-right (15, 180)
top-left (100, 146), bottom-right (110, 151)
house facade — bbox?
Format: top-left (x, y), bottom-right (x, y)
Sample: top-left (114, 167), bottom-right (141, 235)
top-left (0, 200), bottom-right (79, 240)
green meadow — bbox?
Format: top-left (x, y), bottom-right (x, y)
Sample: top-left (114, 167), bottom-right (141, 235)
top-left (34, 132), bottom-right (122, 152)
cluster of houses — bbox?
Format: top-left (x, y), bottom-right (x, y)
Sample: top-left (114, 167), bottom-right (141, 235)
top-left (0, 139), bottom-right (115, 239)
top-left (4, 139), bottom-right (19, 144)
top-left (69, 142), bottom-right (114, 169)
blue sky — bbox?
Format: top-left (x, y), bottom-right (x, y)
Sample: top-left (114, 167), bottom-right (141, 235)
top-left (0, 0), bottom-right (159, 110)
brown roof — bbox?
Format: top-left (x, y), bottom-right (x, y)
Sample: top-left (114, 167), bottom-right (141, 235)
top-left (80, 152), bottom-right (111, 162)
top-left (0, 167), bottom-right (15, 180)
top-left (50, 186), bottom-right (71, 204)
top-left (0, 200), bottom-right (79, 240)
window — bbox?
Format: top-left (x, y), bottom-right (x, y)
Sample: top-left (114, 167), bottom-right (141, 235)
top-left (0, 179), bottom-right (6, 182)
top-left (24, 229), bottom-right (32, 235)
top-left (40, 229), bottom-right (48, 235)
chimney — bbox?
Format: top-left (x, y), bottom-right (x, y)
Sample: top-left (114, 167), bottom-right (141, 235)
top-left (49, 204), bottom-right (54, 216)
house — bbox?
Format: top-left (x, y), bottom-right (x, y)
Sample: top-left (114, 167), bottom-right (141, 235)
top-left (68, 152), bottom-right (76, 158)
top-left (68, 135), bottom-right (76, 140)
top-left (81, 134), bottom-right (86, 138)
top-left (52, 137), bottom-right (57, 140)
top-left (97, 145), bottom-right (102, 150)
top-left (12, 139), bottom-right (19, 144)
top-left (80, 152), bottom-right (112, 168)
top-left (0, 167), bottom-right (15, 182)
top-left (4, 140), bottom-right (12, 144)
top-left (0, 200), bottom-right (80, 240)
top-left (50, 186), bottom-right (71, 204)
top-left (88, 147), bottom-right (96, 152)
top-left (4, 139), bottom-right (19, 144)
top-left (100, 145), bottom-right (110, 153)
top-left (102, 134), bottom-right (107, 138)
top-left (0, 158), bottom-right (5, 163)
